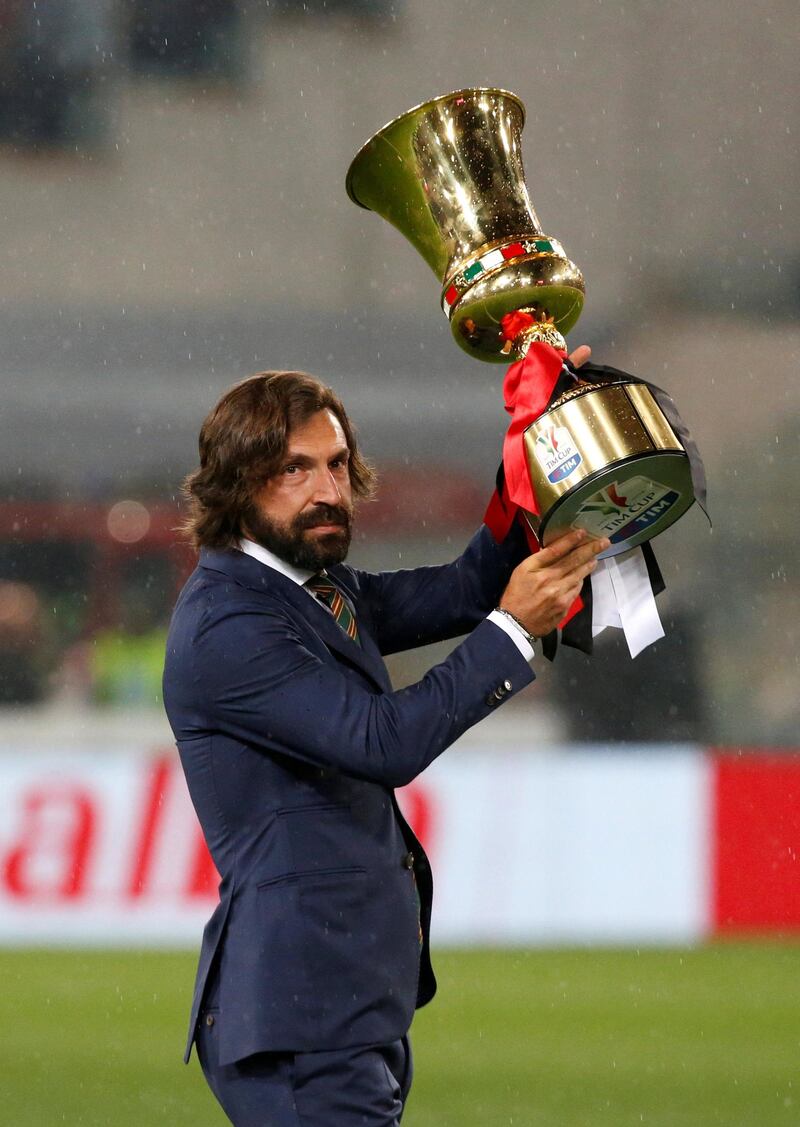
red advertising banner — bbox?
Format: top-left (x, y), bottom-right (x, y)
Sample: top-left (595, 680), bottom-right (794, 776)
top-left (712, 752), bottom-right (800, 932)
top-left (11, 743), bottom-right (800, 945)
top-left (0, 750), bottom-right (434, 944)
top-left (0, 744), bottom-right (711, 946)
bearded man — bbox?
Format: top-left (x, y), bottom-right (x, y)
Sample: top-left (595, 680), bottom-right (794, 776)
top-left (162, 369), bottom-right (606, 1126)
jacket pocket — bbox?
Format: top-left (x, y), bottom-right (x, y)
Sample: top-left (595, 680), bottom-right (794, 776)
top-left (256, 866), bottom-right (366, 890)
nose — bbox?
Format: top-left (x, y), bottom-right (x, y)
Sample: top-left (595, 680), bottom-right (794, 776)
top-left (311, 468), bottom-right (342, 505)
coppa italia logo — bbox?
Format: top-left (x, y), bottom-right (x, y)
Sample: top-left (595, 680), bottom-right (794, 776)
top-left (575, 475), bottom-right (682, 543)
top-left (534, 425), bottom-right (583, 484)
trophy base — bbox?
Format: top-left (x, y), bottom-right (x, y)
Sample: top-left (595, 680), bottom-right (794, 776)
top-left (522, 380), bottom-right (697, 558)
top-left (526, 451), bottom-right (695, 559)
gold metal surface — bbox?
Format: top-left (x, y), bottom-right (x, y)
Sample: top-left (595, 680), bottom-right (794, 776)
top-left (625, 382), bottom-right (681, 449)
top-left (501, 308), bottom-right (567, 355)
top-left (549, 379), bottom-right (607, 408)
top-left (523, 382), bottom-right (693, 557)
top-left (346, 88), bottom-right (584, 362)
top-left (525, 385), bottom-right (652, 508)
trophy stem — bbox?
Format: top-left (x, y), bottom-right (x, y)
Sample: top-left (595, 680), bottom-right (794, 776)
top-left (500, 307), bottom-right (567, 358)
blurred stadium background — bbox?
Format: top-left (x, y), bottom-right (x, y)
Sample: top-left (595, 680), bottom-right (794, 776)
top-left (0, 1), bottom-right (798, 1123)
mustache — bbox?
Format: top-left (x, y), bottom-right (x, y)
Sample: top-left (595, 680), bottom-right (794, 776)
top-left (295, 505), bottom-right (351, 531)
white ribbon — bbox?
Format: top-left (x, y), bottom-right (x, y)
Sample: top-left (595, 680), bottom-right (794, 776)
top-left (591, 547), bottom-right (664, 658)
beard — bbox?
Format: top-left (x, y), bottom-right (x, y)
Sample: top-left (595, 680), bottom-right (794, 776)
top-left (244, 502), bottom-right (353, 572)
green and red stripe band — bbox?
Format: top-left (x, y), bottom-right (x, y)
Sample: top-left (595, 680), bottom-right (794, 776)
top-left (440, 236), bottom-right (564, 316)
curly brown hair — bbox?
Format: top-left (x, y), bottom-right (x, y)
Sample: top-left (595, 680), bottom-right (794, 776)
top-left (182, 370), bottom-right (376, 550)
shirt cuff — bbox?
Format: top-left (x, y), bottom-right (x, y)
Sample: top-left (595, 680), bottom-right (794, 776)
top-left (486, 609), bottom-right (536, 664)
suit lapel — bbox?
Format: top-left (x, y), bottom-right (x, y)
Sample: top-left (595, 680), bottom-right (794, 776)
top-left (201, 549), bottom-right (392, 693)
top-left (276, 576), bottom-right (393, 690)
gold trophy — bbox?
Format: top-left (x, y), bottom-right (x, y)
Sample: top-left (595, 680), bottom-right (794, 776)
top-left (347, 89), bottom-right (698, 557)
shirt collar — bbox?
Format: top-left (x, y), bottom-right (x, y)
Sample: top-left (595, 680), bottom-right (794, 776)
top-left (238, 538), bottom-right (315, 587)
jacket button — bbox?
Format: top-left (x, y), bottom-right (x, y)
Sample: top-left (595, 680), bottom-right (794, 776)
top-left (205, 1014), bottom-right (215, 1027)
top-left (403, 851), bottom-right (415, 870)
top-left (486, 679), bottom-right (512, 707)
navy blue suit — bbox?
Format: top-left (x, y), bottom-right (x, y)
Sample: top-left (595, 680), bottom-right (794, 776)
top-left (162, 525), bottom-right (533, 1112)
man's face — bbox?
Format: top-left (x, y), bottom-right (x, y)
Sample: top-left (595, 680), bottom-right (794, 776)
top-left (245, 408), bottom-right (354, 571)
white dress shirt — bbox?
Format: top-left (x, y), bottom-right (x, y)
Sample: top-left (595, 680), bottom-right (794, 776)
top-left (239, 538), bottom-right (315, 589)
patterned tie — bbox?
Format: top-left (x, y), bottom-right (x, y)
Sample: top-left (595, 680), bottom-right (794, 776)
top-left (306, 575), bottom-right (360, 645)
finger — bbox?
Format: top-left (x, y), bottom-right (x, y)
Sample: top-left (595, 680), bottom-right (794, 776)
top-left (561, 573), bottom-right (590, 607)
top-left (529, 528), bottom-right (588, 568)
top-left (560, 585), bottom-right (584, 615)
top-left (561, 538), bottom-right (610, 575)
top-left (543, 584), bottom-right (584, 630)
top-left (540, 537), bottom-right (609, 581)
top-left (568, 344), bottom-right (591, 369)
top-left (547, 568), bottom-right (597, 610)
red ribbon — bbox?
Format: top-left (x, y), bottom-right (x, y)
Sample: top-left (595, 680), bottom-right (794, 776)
top-left (484, 340), bottom-right (585, 630)
top-left (484, 340), bottom-right (566, 540)
top-left (501, 340), bottom-right (566, 516)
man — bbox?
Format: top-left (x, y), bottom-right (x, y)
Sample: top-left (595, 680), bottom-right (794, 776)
top-left (163, 368), bottom-right (607, 1126)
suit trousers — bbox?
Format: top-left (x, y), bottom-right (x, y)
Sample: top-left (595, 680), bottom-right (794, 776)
top-left (195, 1005), bottom-right (414, 1127)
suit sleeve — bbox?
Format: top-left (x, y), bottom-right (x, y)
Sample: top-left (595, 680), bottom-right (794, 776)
top-left (188, 601), bottom-right (534, 788)
top-left (353, 522), bottom-right (530, 655)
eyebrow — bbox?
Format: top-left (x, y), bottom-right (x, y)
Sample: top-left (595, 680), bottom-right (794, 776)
top-left (283, 447), bottom-right (350, 467)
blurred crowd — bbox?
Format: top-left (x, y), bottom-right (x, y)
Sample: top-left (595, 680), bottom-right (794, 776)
top-left (0, 511), bottom-right (178, 707)
top-left (0, 437), bottom-right (796, 746)
top-left (0, 0), bottom-right (402, 154)
top-left (0, 491), bottom-right (715, 744)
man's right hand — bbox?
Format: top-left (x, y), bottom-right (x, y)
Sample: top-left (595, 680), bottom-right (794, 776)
top-left (499, 529), bottom-right (611, 638)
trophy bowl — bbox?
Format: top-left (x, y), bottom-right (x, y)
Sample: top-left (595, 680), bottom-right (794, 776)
top-left (346, 89), bottom-right (585, 362)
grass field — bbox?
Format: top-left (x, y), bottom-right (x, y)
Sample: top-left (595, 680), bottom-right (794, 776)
top-left (2, 944), bottom-right (799, 1125)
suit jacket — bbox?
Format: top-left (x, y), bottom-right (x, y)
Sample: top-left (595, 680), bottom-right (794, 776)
top-left (162, 524), bottom-right (534, 1066)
